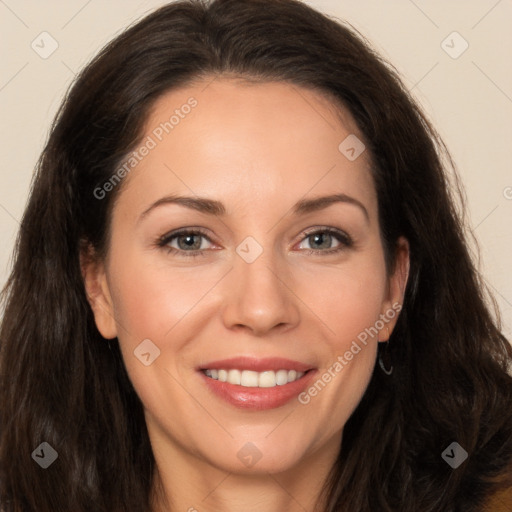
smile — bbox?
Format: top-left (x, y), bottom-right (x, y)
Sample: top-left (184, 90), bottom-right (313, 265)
top-left (203, 368), bottom-right (306, 387)
top-left (198, 357), bottom-right (316, 410)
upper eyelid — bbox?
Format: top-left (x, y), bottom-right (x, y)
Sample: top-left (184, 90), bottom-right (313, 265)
top-left (160, 226), bottom-right (211, 239)
top-left (300, 226), bottom-right (350, 238)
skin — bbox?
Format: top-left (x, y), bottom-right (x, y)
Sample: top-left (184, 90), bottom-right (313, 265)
top-left (83, 77), bottom-right (409, 512)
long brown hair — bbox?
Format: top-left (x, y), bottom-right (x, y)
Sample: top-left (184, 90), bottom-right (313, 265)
top-left (1, 1), bottom-right (511, 510)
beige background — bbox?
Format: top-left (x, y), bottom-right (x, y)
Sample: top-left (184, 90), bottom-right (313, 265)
top-left (1, 0), bottom-right (511, 336)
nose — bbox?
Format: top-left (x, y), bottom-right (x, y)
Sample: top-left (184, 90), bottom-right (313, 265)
top-left (221, 249), bottom-right (300, 336)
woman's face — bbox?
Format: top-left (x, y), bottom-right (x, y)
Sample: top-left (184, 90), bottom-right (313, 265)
top-left (85, 78), bottom-right (408, 476)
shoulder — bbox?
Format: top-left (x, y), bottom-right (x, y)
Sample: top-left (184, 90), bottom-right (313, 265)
top-left (482, 485), bottom-right (512, 512)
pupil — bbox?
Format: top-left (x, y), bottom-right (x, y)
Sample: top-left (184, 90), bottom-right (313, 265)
top-left (312, 233), bottom-right (330, 249)
top-left (180, 235), bottom-right (199, 250)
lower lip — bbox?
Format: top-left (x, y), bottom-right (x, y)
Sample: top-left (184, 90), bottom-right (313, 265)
top-left (199, 370), bottom-right (317, 410)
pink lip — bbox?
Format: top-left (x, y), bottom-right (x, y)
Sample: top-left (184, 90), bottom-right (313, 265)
top-left (197, 357), bottom-right (317, 410)
top-left (198, 356), bottom-right (314, 373)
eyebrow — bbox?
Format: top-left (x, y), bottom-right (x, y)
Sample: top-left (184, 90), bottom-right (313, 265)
top-left (293, 193), bottom-right (369, 222)
top-left (138, 193), bottom-right (369, 223)
top-left (139, 195), bottom-right (226, 221)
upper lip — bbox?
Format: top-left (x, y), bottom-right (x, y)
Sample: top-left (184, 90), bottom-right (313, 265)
top-left (198, 356), bottom-right (315, 373)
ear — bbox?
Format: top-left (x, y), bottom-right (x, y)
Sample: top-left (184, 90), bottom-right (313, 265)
top-left (80, 243), bottom-right (118, 339)
top-left (378, 236), bottom-right (410, 341)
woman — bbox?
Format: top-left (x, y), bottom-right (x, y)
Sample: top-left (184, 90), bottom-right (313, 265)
top-left (1, 0), bottom-right (511, 510)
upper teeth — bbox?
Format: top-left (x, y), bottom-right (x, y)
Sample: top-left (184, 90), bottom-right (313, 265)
top-left (204, 369), bottom-right (305, 387)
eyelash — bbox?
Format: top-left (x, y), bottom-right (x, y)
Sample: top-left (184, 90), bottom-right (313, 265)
top-left (156, 227), bottom-right (353, 258)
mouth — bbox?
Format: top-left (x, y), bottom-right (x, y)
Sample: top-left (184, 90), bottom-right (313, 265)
top-left (197, 357), bottom-right (317, 410)
top-left (202, 368), bottom-right (306, 387)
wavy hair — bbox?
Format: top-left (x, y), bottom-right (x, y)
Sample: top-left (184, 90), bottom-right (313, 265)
top-left (1, 0), bottom-right (511, 510)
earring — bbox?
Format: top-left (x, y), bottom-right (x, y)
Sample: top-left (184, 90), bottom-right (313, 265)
top-left (378, 328), bottom-right (393, 375)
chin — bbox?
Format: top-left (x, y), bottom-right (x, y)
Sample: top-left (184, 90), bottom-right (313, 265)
top-left (198, 434), bottom-right (311, 476)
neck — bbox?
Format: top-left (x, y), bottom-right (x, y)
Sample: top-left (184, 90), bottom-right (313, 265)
top-left (149, 433), bottom-right (341, 512)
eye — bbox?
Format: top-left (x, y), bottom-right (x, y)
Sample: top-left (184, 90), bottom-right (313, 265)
top-left (296, 228), bottom-right (353, 255)
top-left (156, 226), bottom-right (353, 258)
top-left (157, 228), bottom-right (214, 257)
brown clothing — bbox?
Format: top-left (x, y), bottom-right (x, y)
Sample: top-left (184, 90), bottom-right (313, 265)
top-left (483, 485), bottom-right (512, 511)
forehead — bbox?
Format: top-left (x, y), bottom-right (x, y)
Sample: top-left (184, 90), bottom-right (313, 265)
top-left (117, 78), bottom-right (376, 218)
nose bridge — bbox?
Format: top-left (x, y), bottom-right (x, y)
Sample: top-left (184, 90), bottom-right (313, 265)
top-left (221, 238), bottom-right (300, 334)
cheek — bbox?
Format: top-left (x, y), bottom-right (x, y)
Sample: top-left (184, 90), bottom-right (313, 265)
top-left (295, 267), bottom-right (382, 434)
top-left (106, 254), bottom-right (221, 410)
top-left (293, 253), bottom-right (386, 411)
top-left (108, 253), bottom-right (223, 343)
top-left (297, 256), bottom-right (388, 347)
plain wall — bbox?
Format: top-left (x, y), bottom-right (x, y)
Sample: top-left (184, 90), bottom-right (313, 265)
top-left (1, 0), bottom-right (511, 336)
